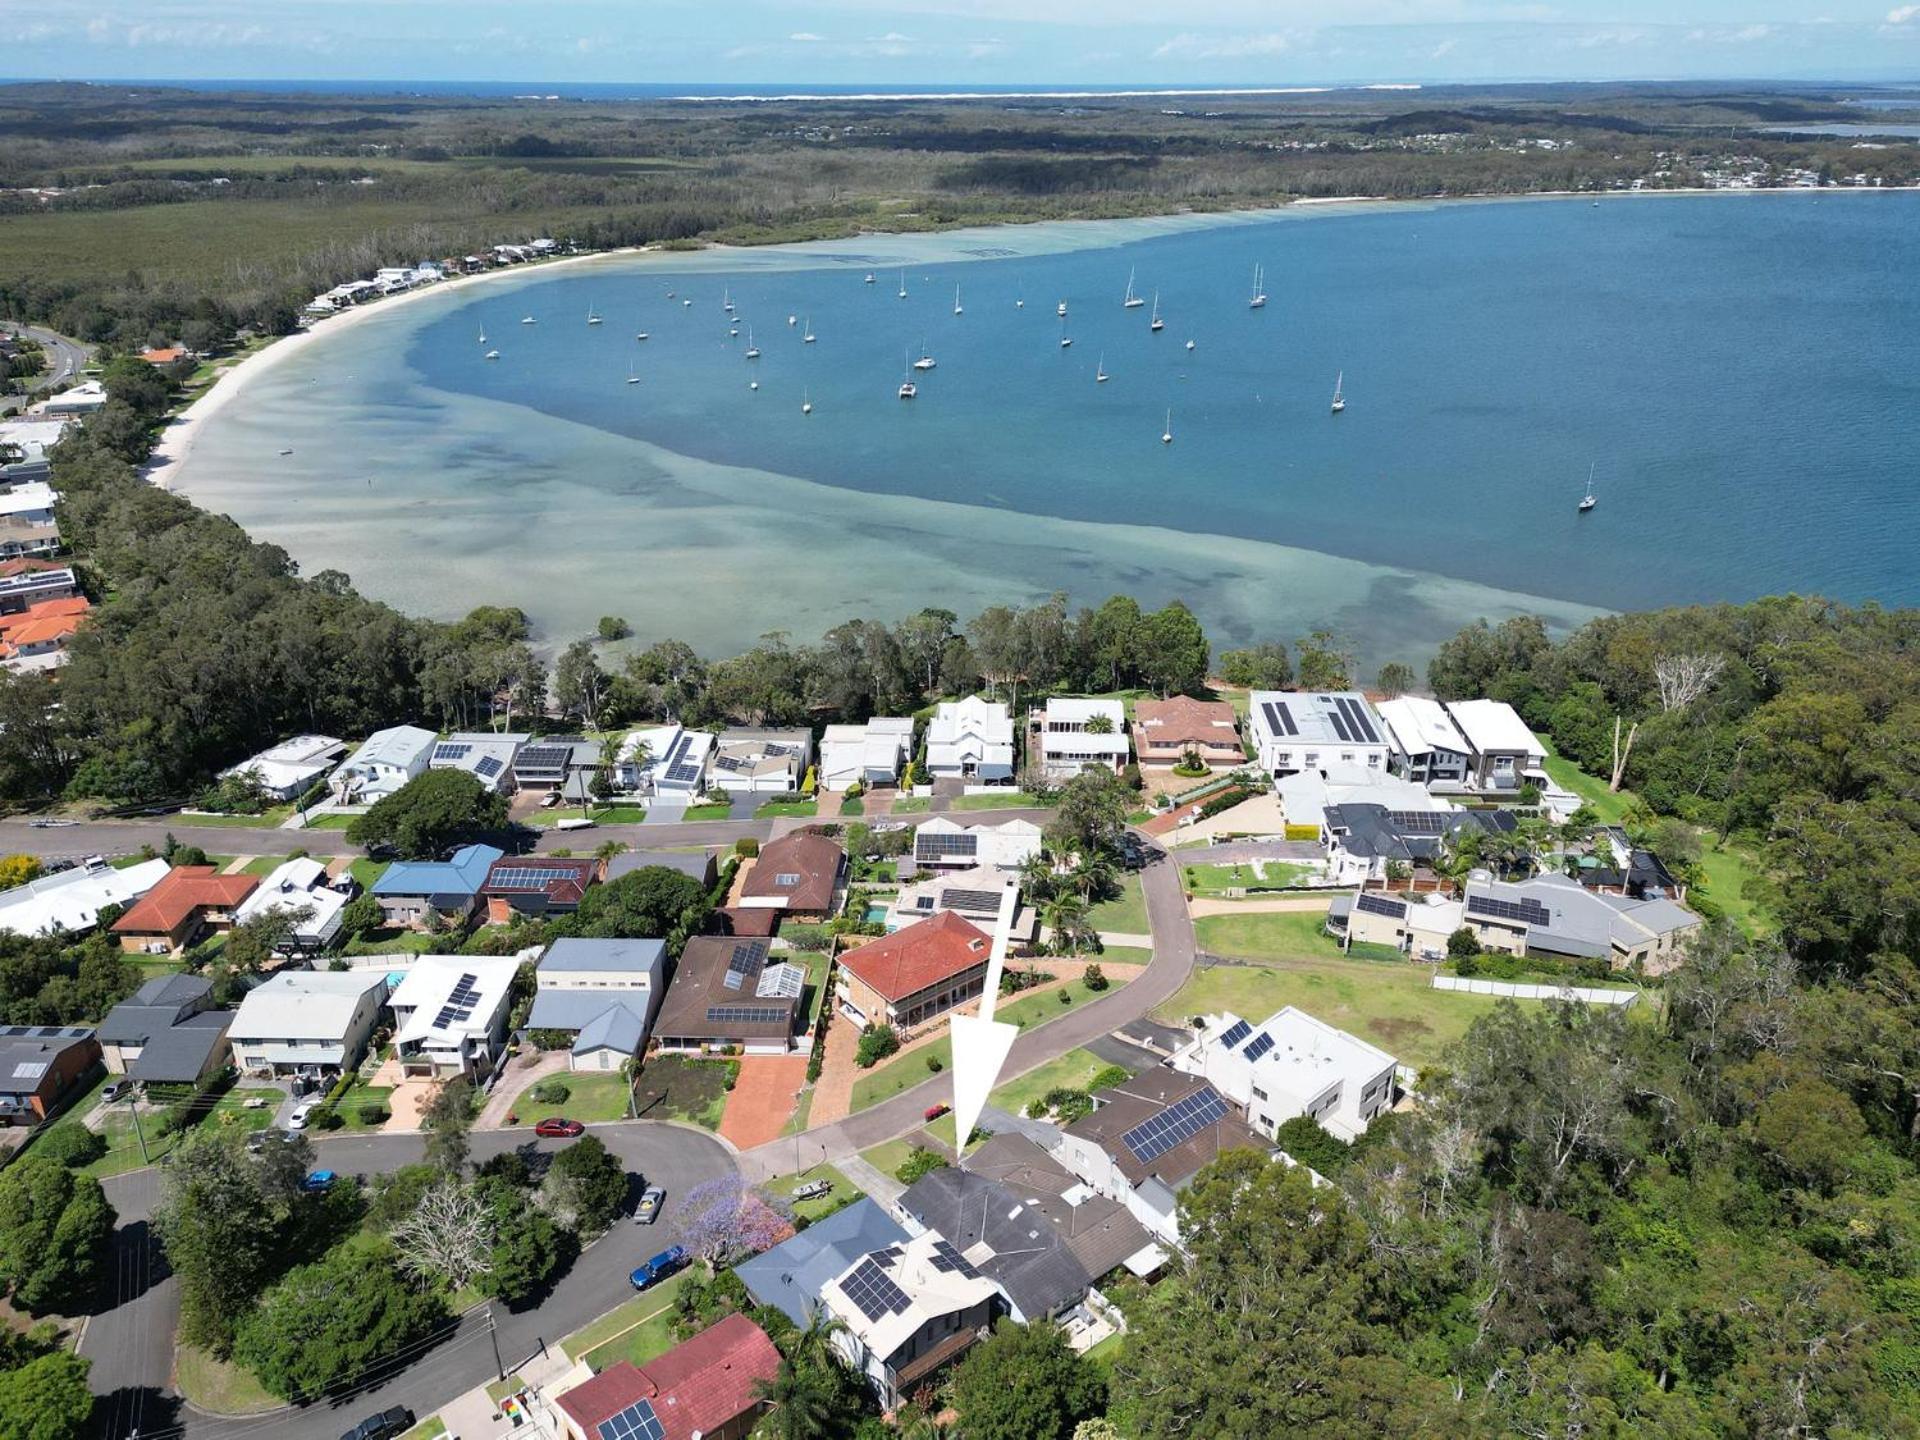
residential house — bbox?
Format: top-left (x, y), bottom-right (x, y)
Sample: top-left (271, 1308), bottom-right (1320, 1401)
top-left (0, 596), bottom-right (89, 670)
top-left (1054, 1069), bottom-right (1273, 1248)
top-left (738, 1197), bottom-right (911, 1326)
top-left (371, 843), bottom-right (503, 930)
top-left (818, 717), bottom-right (914, 789)
top-left (899, 1133), bottom-right (1156, 1322)
top-left (96, 975), bottom-right (233, 1086)
top-left (387, 954), bottom-right (520, 1078)
top-left (219, 734), bottom-right (348, 802)
top-left (1445, 699), bottom-right (1549, 794)
top-left (1170, 1008), bottom-right (1398, 1143)
top-left (1131, 696), bottom-right (1243, 772)
top-left (710, 727), bottom-right (812, 793)
top-left (1274, 762), bottom-right (1453, 841)
top-left (883, 866), bottom-right (1036, 945)
top-left (1319, 801), bottom-right (1520, 886)
top-left (820, 1229), bottom-right (1001, 1409)
top-left (925, 697), bottom-right (1015, 784)
top-left (737, 831), bottom-right (843, 921)
top-left (0, 1027), bottom-right (100, 1125)
top-left (479, 854), bottom-right (599, 922)
top-left (550, 1314), bottom-right (781, 1440)
top-left (1247, 691), bottom-right (1391, 777)
top-left (1029, 698), bottom-right (1129, 781)
top-left (330, 724), bottom-right (437, 804)
top-left (0, 559), bottom-right (78, 614)
top-left (232, 857), bottom-right (351, 952)
top-left (111, 867), bottom-right (258, 956)
top-left (139, 347), bottom-right (189, 366)
top-left (0, 485), bottom-right (59, 561)
top-left (908, 817), bottom-right (1043, 874)
top-left (0, 856), bottom-right (171, 938)
top-left (1375, 695), bottom-right (1472, 787)
top-left (650, 936), bottom-right (806, 1053)
top-left (229, 969), bottom-right (389, 1078)
top-left (428, 732), bottom-right (526, 794)
top-left (509, 737), bottom-right (599, 795)
top-left (1579, 826), bottom-right (1687, 901)
top-left (529, 938), bottom-right (668, 1071)
top-left (603, 850), bottom-right (718, 888)
top-left (618, 724), bottom-right (716, 798)
top-left (1327, 890), bottom-right (1467, 961)
top-left (1460, 871), bottom-right (1702, 975)
top-left (0, 419), bottom-right (72, 488)
top-left (837, 911), bottom-right (994, 1030)
top-left (30, 380), bottom-right (109, 417)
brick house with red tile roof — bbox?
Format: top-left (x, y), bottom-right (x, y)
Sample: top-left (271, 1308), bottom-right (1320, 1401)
top-left (838, 910), bottom-right (994, 1030)
top-left (553, 1313), bottom-right (780, 1440)
top-left (1132, 695), bottom-right (1244, 770)
top-left (111, 866), bottom-right (258, 956)
top-left (479, 855), bottom-right (599, 923)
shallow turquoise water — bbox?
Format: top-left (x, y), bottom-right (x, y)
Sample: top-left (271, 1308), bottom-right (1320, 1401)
top-left (176, 192), bottom-right (1919, 665)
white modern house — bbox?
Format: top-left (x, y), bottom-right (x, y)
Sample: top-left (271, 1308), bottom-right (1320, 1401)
top-left (219, 735), bottom-right (348, 802)
top-left (1375, 696), bottom-right (1472, 787)
top-left (429, 733), bottom-right (527, 793)
top-left (1274, 762), bottom-right (1452, 840)
top-left (925, 697), bottom-right (1015, 784)
top-left (1169, 1007), bottom-right (1399, 1143)
top-left (0, 483), bottom-right (57, 528)
top-left (820, 1229), bottom-right (1001, 1409)
top-left (387, 954), bottom-right (520, 1078)
top-left (1029, 698), bottom-right (1129, 780)
top-left (330, 724), bottom-right (437, 804)
top-left (1445, 699), bottom-right (1550, 794)
top-left (229, 970), bottom-right (389, 1078)
top-left (819, 717), bottom-right (914, 788)
top-left (1246, 691), bottom-right (1391, 777)
top-left (528, 938), bottom-right (668, 1070)
top-left (0, 857), bottom-right (172, 938)
top-left (710, 728), bottom-right (812, 793)
top-left (909, 817), bottom-right (1044, 873)
top-left (617, 724), bottom-right (716, 797)
top-left (232, 857), bottom-right (351, 952)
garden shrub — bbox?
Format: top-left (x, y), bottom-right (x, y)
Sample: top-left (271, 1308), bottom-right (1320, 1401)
top-left (854, 1025), bottom-right (900, 1069)
top-left (35, 1124), bottom-right (107, 1167)
top-left (1083, 963), bottom-right (1108, 992)
top-left (895, 1147), bottom-right (948, 1184)
top-left (531, 1079), bottom-right (571, 1106)
top-left (356, 1103), bottom-right (390, 1126)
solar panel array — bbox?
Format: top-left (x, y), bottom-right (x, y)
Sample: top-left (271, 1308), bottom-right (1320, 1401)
top-left (432, 742), bottom-right (472, 762)
top-left (1385, 810), bottom-right (1449, 835)
top-left (713, 753), bottom-right (750, 773)
top-left (489, 865), bottom-right (574, 891)
top-left (1260, 700), bottom-right (1298, 738)
top-left (915, 831), bottom-right (978, 861)
top-left (661, 731), bottom-right (704, 785)
top-left (720, 942), bottom-right (763, 992)
top-left (940, 887), bottom-right (1002, 915)
top-left (756, 963), bottom-right (804, 999)
top-left (1467, 893), bottom-right (1553, 927)
top-left (1356, 893), bottom-right (1408, 919)
top-left (705, 1005), bottom-right (789, 1025)
top-left (1321, 694), bottom-right (1382, 745)
top-left (1119, 1087), bottom-right (1230, 1165)
top-left (842, 1256), bottom-right (912, 1321)
top-left (929, 1239), bottom-right (983, 1279)
top-left (474, 755), bottom-right (503, 780)
top-left (517, 743), bottom-right (571, 771)
top-left (1242, 1032), bottom-right (1275, 1063)
top-left (596, 1398), bottom-right (665, 1440)
top-left (1218, 1018), bottom-right (1253, 1049)
top-left (433, 971), bottom-right (482, 1030)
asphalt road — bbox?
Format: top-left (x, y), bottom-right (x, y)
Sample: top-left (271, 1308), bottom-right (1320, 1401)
top-left (88, 1122), bottom-right (737, 1440)
top-left (3, 322), bottom-right (94, 390)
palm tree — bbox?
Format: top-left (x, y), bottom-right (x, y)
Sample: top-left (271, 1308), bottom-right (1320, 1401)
top-left (1020, 850), bottom-right (1061, 905)
top-left (1044, 892), bottom-right (1092, 954)
top-left (754, 1356), bottom-right (843, 1440)
top-left (1070, 849), bottom-right (1119, 903)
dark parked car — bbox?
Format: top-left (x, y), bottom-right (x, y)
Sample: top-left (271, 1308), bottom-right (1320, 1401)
top-left (339, 1406), bottom-right (413, 1440)
top-left (630, 1245), bottom-right (687, 1291)
top-left (534, 1117), bottom-right (585, 1139)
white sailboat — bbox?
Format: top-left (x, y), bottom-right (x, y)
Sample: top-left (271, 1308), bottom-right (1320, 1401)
top-left (1578, 463), bottom-right (1597, 512)
top-left (1056, 299), bottom-right (1068, 317)
top-left (953, 284), bottom-right (963, 316)
top-left (1249, 264), bottom-right (1267, 309)
top-left (913, 338), bottom-right (936, 371)
top-left (802, 388), bottom-right (814, 415)
top-left (626, 362), bottom-right (640, 385)
top-left (864, 272), bottom-right (876, 285)
top-left (745, 327), bottom-right (760, 359)
top-left (722, 288), bottom-right (734, 312)
top-left (1095, 354), bottom-right (1108, 383)
top-left (484, 349), bottom-right (499, 360)
top-left (521, 314), bottom-right (536, 325)
top-left (787, 314), bottom-right (798, 327)
top-left (636, 329), bottom-right (649, 341)
top-left (477, 322), bottom-right (487, 344)
top-left (1123, 267), bottom-right (1144, 309)
top-left (1059, 317), bottom-right (1073, 348)
top-left (803, 318), bottom-right (816, 343)
top-left (898, 269), bottom-right (908, 299)
top-left (587, 306), bottom-right (603, 325)
top-left (1330, 372), bottom-right (1345, 414)
top-left (1185, 339), bottom-right (1196, 351)
top-left (1149, 293), bottom-right (1164, 332)
top-left (899, 350), bottom-right (918, 399)
top-left (1161, 409), bottom-right (1174, 445)
top-left (681, 298), bottom-right (692, 307)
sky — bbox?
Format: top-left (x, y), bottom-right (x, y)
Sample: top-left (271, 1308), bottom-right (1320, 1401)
top-left (5, 0), bottom-right (1920, 86)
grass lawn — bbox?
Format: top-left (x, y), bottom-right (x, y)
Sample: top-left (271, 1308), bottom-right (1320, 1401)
top-left (345, 928), bottom-right (439, 956)
top-left (531, 805), bottom-right (647, 827)
top-left (349, 857), bottom-right (391, 888)
top-left (858, 1136), bottom-right (925, 1182)
top-left (849, 970), bottom-right (1135, 1113)
top-left (632, 1054), bottom-right (730, 1130)
top-left (127, 957), bottom-right (186, 982)
top-left (326, 1082), bottom-right (395, 1132)
top-left (764, 1162), bottom-right (862, 1222)
top-left (989, 1046), bottom-right (1135, 1118)
top-left (300, 813), bottom-right (359, 831)
top-left (1542, 745), bottom-right (1634, 826)
top-left (61, 1084), bottom-right (283, 1178)
top-left (400, 1420), bottom-right (447, 1440)
top-left (1157, 952), bottom-right (1503, 1068)
top-left (571, 1270), bottom-right (700, 1371)
top-left (890, 796), bottom-right (932, 813)
top-left (174, 805), bottom-right (296, 828)
top-left (1084, 1332), bottom-right (1125, 1367)
top-left (682, 803), bottom-right (732, 821)
top-left (514, 1071), bottom-right (635, 1126)
top-left (175, 1342), bottom-right (281, 1416)
top-left (952, 792), bottom-right (1049, 812)
top-left (756, 798), bottom-right (818, 818)
top-left (1097, 945), bottom-right (1151, 967)
top-left (1086, 876), bottom-right (1149, 934)
top-left (1697, 840), bottom-right (1773, 934)
top-left (241, 853), bottom-right (297, 876)
top-left (839, 794), bottom-right (868, 816)
top-left (1180, 859), bottom-right (1315, 896)
top-left (1195, 908), bottom-right (1405, 965)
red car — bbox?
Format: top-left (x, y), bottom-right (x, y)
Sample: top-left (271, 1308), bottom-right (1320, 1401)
top-left (534, 1118), bottom-right (585, 1139)
top-left (924, 1103), bottom-right (950, 1122)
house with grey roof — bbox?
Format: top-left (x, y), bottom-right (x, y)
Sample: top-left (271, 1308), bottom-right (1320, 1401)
top-left (736, 1196), bottom-right (910, 1327)
top-left (1462, 871), bottom-right (1702, 975)
top-left (96, 973), bottom-right (230, 1081)
top-left (710, 727), bottom-right (813, 794)
top-left (428, 732), bottom-right (526, 794)
top-left (602, 849), bottom-right (718, 888)
top-left (0, 1026), bottom-right (100, 1124)
top-left (529, 938), bottom-right (667, 1070)
top-left (229, 970), bottom-right (389, 1078)
top-left (1321, 801), bottom-right (1521, 886)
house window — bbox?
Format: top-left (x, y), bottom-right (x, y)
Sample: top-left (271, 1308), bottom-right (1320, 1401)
top-left (775, 873), bottom-right (800, 885)
top-left (1252, 1085), bottom-right (1268, 1101)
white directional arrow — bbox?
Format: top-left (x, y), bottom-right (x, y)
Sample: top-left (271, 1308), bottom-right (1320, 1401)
top-left (946, 884), bottom-right (1022, 1156)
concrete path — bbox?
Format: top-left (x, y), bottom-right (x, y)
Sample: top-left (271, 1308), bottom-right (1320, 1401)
top-left (477, 1050), bottom-right (571, 1130)
top-left (1186, 895), bottom-right (1336, 917)
top-left (837, 1153), bottom-right (905, 1209)
top-left (1097, 930), bottom-right (1154, 948)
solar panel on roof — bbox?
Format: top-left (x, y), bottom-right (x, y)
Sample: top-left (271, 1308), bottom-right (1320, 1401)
top-left (596, 1398), bottom-right (666, 1440)
top-left (1259, 701), bottom-right (1298, 739)
top-left (929, 1239), bottom-right (983, 1278)
top-left (714, 753), bottom-right (748, 773)
top-left (1328, 705), bottom-right (1353, 742)
top-left (1119, 1087), bottom-right (1230, 1165)
top-left (842, 1256), bottom-right (912, 1321)
top-left (705, 1005), bottom-right (789, 1025)
top-left (433, 742), bottom-right (472, 762)
top-left (723, 943), bottom-right (761, 993)
top-left (1342, 697), bottom-right (1382, 744)
top-left (939, 888), bottom-right (1001, 914)
top-left (915, 832), bottom-right (978, 861)
top-left (1218, 1018), bottom-right (1253, 1049)
top-left (1242, 1032), bottom-right (1275, 1063)
top-left (1356, 893), bottom-right (1407, 919)
top-left (1466, 893), bottom-right (1552, 927)
top-left (474, 755), bottom-right (503, 779)
top-left (1385, 811), bottom-right (1448, 835)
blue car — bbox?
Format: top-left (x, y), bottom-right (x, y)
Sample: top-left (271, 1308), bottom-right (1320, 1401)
top-left (302, 1170), bottom-right (336, 1192)
top-left (630, 1245), bottom-right (687, 1291)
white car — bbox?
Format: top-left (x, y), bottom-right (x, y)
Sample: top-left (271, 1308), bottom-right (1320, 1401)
top-left (286, 1102), bottom-right (315, 1131)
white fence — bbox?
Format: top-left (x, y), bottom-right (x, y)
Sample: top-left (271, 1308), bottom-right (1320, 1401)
top-left (1432, 975), bottom-right (1640, 1007)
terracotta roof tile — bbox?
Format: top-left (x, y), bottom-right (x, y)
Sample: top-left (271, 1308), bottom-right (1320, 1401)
top-left (740, 831), bottom-right (843, 913)
top-left (111, 866), bottom-right (258, 935)
top-left (1132, 696), bottom-right (1241, 751)
top-left (558, 1314), bottom-right (779, 1440)
top-left (840, 911), bottom-right (992, 1003)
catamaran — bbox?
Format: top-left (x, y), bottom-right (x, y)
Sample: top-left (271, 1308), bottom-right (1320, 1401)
top-left (1578, 463), bottom-right (1597, 512)
top-left (803, 318), bottom-right (815, 343)
top-left (898, 270), bottom-right (907, 299)
top-left (802, 388), bottom-right (813, 415)
top-left (953, 284), bottom-right (963, 316)
top-left (626, 363), bottom-right (640, 385)
top-left (913, 339), bottom-right (936, 371)
top-left (1249, 264), bottom-right (1267, 309)
top-left (1123, 267), bottom-right (1144, 309)
top-left (1330, 372), bottom-right (1346, 414)
top-left (1149, 293), bottom-right (1164, 332)
top-left (899, 351), bottom-right (918, 399)
top-left (1161, 409), bottom-right (1174, 445)
top-left (1095, 355), bottom-right (1108, 383)
top-left (587, 306), bottom-right (603, 325)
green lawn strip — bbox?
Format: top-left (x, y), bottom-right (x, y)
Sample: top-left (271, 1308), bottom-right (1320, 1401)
top-left (345, 929), bottom-right (438, 955)
top-left (572, 1271), bottom-right (701, 1370)
top-left (300, 814), bottom-right (359, 830)
top-left (988, 1046), bottom-right (1132, 1119)
top-left (400, 1419), bottom-right (448, 1440)
top-left (72, 1085), bottom-right (283, 1178)
top-left (1540, 744), bottom-right (1634, 826)
top-left (241, 853), bottom-right (296, 876)
top-left (1084, 1332), bottom-right (1125, 1367)
top-left (324, 1081), bottom-right (395, 1132)
top-left (1695, 841), bottom-right (1773, 935)
top-left (1195, 908), bottom-right (1403, 965)
top-left (175, 1342), bottom-right (281, 1416)
top-left (838, 795), bottom-right (868, 817)
top-left (685, 804), bottom-right (734, 821)
top-left (848, 970), bottom-right (1134, 1113)
top-left (951, 792), bottom-right (1049, 812)
top-left (764, 1162), bottom-right (862, 1222)
top-left (780, 1085), bottom-right (814, 1138)
top-left (1179, 859), bottom-right (1314, 897)
top-left (858, 1137), bottom-right (922, 1182)
top-left (889, 796), bottom-right (932, 814)
top-left (755, 798), bottom-right (818, 818)
top-left (171, 805), bottom-right (296, 828)
top-left (1085, 876), bottom-right (1150, 934)
top-left (127, 957), bottom-right (186, 981)
top-left (510, 1071), bottom-right (635, 1126)
top-left (349, 858), bottom-right (391, 888)
top-left (528, 804), bottom-right (648, 828)
top-left (631, 1054), bottom-right (729, 1130)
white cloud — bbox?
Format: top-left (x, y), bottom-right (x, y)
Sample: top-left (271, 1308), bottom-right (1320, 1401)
top-left (1887, 4), bottom-right (1919, 21)
top-left (788, 31), bottom-right (822, 41)
top-left (1731, 23), bottom-right (1774, 40)
top-left (1431, 37), bottom-right (1458, 56)
top-left (1153, 30), bottom-right (1298, 59)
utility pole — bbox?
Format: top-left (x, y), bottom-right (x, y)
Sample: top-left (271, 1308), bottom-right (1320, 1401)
top-left (125, 1089), bottom-right (149, 1165)
top-left (487, 1304), bottom-right (505, 1382)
